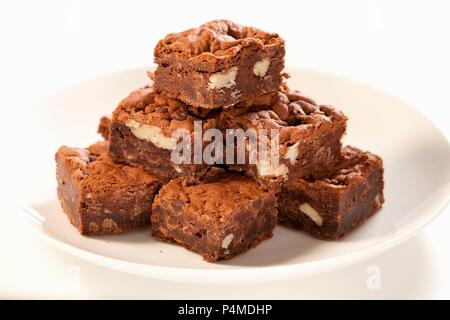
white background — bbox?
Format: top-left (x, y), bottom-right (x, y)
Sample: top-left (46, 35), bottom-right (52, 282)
top-left (0, 0), bottom-right (449, 299)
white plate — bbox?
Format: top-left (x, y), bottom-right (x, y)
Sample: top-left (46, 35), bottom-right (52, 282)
top-left (8, 67), bottom-right (450, 284)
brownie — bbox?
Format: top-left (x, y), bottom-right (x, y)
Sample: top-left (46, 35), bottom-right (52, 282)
top-left (109, 85), bottom-right (346, 187)
top-left (278, 146), bottom-right (384, 240)
top-left (151, 173), bottom-right (278, 261)
top-left (108, 85), bottom-right (222, 183)
top-left (154, 20), bottom-right (285, 109)
top-left (55, 141), bottom-right (162, 235)
top-left (219, 89), bottom-right (347, 187)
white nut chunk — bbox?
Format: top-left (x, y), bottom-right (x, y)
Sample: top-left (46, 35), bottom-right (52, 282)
top-left (374, 194), bottom-right (383, 207)
top-left (253, 57), bottom-right (270, 77)
top-left (299, 203), bottom-right (323, 226)
top-left (126, 119), bottom-right (177, 150)
top-left (102, 218), bottom-right (119, 232)
top-left (284, 142), bottom-right (300, 165)
top-left (221, 233), bottom-right (234, 249)
top-left (256, 160), bottom-right (289, 178)
top-left (208, 66), bottom-right (238, 90)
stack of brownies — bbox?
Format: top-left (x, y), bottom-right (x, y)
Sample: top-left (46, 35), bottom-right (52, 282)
top-left (56, 20), bottom-right (384, 262)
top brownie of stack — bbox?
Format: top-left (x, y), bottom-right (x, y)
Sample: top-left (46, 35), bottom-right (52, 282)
top-left (154, 20), bottom-right (285, 109)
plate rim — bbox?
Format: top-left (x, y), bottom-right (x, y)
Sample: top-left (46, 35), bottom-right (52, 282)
top-left (11, 195), bottom-right (450, 283)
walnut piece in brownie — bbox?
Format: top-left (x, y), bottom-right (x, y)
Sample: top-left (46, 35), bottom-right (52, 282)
top-left (108, 85), bottom-right (221, 183)
top-left (278, 146), bottom-right (384, 240)
top-left (55, 141), bottom-right (162, 235)
top-left (151, 173), bottom-right (278, 262)
top-left (219, 88), bottom-right (347, 186)
top-left (154, 20), bottom-right (285, 108)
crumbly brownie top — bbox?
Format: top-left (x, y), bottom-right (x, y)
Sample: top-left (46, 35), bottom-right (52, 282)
top-left (113, 86), bottom-right (218, 136)
top-left (56, 141), bottom-right (159, 192)
top-left (285, 146), bottom-right (383, 189)
top-left (320, 146), bottom-right (383, 186)
top-left (155, 173), bottom-right (270, 222)
top-left (154, 20), bottom-right (284, 71)
top-left (220, 89), bottom-right (347, 144)
top-left (113, 85), bottom-right (346, 141)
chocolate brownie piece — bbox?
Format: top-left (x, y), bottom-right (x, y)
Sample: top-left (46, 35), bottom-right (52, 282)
top-left (55, 141), bottom-right (161, 235)
top-left (151, 173), bottom-right (278, 261)
top-left (97, 115), bottom-right (111, 140)
top-left (278, 146), bottom-right (384, 240)
top-left (219, 89), bottom-right (347, 187)
top-left (154, 20), bottom-right (285, 109)
top-left (108, 85), bottom-right (221, 183)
